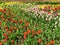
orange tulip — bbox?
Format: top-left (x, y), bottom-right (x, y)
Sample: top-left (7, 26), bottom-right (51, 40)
top-left (50, 40), bottom-right (54, 45)
top-left (32, 29), bottom-right (35, 36)
top-left (0, 9), bottom-right (3, 12)
top-left (46, 43), bottom-right (50, 45)
top-left (36, 30), bottom-right (42, 35)
top-left (53, 8), bottom-right (57, 11)
top-left (25, 22), bottom-right (29, 27)
top-left (27, 29), bottom-right (31, 34)
top-left (23, 32), bottom-right (27, 36)
top-left (24, 35), bottom-right (27, 40)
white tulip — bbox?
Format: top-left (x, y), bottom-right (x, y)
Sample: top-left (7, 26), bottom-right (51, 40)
top-left (42, 15), bottom-right (44, 19)
top-left (46, 15), bottom-right (49, 18)
top-left (50, 16), bottom-right (52, 19)
top-left (46, 18), bottom-right (48, 20)
top-left (56, 16), bottom-right (58, 18)
top-left (55, 21), bottom-right (57, 24)
top-left (51, 10), bottom-right (53, 13)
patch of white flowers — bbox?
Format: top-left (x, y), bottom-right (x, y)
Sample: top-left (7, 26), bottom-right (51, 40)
top-left (24, 6), bottom-right (59, 26)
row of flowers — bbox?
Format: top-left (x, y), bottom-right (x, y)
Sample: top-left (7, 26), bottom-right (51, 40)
top-left (0, 2), bottom-right (60, 9)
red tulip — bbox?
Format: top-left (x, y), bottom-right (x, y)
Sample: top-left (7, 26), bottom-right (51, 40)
top-left (4, 25), bottom-right (8, 31)
top-left (0, 42), bottom-right (2, 45)
top-left (8, 30), bottom-right (12, 34)
top-left (57, 6), bottom-right (60, 10)
top-left (50, 40), bottom-right (54, 45)
top-left (25, 22), bottom-right (29, 27)
top-left (43, 6), bottom-right (47, 11)
top-left (47, 6), bottom-right (50, 9)
top-left (4, 26), bottom-right (8, 29)
top-left (47, 12), bottom-right (51, 14)
top-left (0, 20), bottom-right (2, 25)
top-left (10, 26), bottom-right (14, 30)
top-left (46, 43), bottom-right (50, 45)
top-left (3, 33), bottom-right (8, 37)
top-left (5, 28), bottom-right (8, 31)
top-left (32, 29), bottom-right (35, 36)
top-left (5, 36), bottom-right (8, 40)
top-left (38, 38), bottom-right (42, 44)
top-left (3, 8), bottom-right (6, 12)
top-left (3, 39), bottom-right (7, 42)
top-left (23, 32), bottom-right (27, 36)
top-left (24, 35), bottom-right (27, 40)
top-left (11, 40), bottom-right (14, 44)
top-left (36, 30), bottom-right (42, 35)
top-left (27, 29), bottom-right (31, 34)
top-left (19, 19), bottom-right (22, 23)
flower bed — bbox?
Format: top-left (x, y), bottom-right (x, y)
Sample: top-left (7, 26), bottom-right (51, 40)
top-left (0, 2), bottom-right (60, 45)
